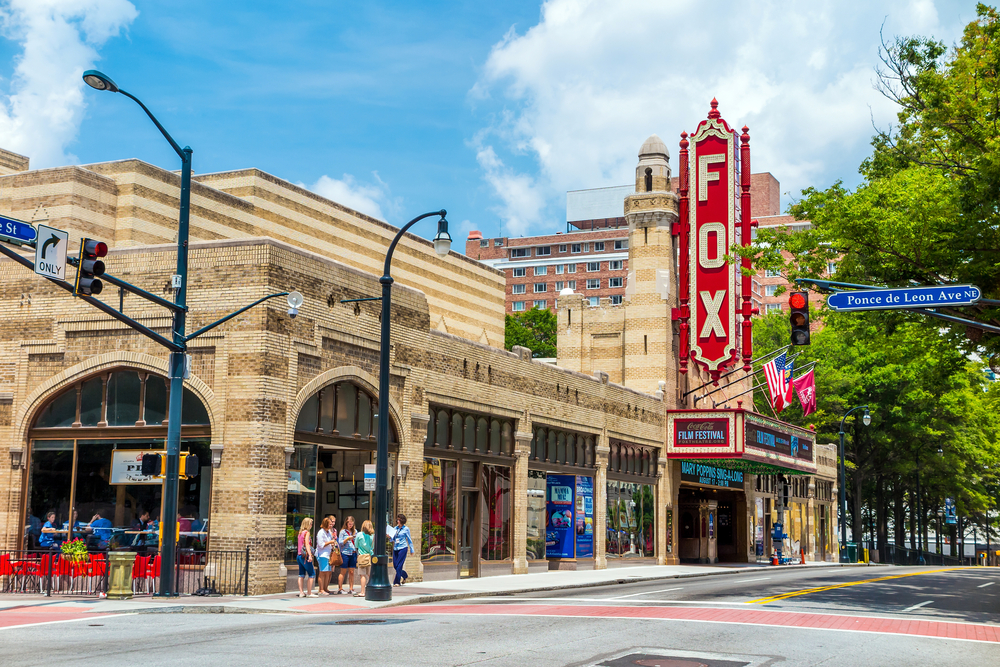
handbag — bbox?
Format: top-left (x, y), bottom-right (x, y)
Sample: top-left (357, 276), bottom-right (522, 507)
top-left (330, 544), bottom-right (343, 568)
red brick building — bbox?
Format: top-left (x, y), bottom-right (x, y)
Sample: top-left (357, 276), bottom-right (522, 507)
top-left (467, 165), bottom-right (808, 317)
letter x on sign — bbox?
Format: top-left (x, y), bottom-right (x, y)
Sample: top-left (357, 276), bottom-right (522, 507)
top-left (699, 290), bottom-right (726, 338)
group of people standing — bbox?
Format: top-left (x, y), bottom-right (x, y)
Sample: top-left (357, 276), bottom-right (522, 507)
top-left (295, 513), bottom-right (414, 597)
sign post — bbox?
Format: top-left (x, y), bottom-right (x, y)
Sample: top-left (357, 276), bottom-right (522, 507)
top-left (33, 225), bottom-right (68, 281)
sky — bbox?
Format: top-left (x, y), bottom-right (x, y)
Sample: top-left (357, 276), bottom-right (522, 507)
top-left (0, 0), bottom-right (976, 249)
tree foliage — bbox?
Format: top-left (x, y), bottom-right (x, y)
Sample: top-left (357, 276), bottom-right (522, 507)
top-left (504, 307), bottom-right (557, 357)
top-left (740, 4), bottom-right (1000, 356)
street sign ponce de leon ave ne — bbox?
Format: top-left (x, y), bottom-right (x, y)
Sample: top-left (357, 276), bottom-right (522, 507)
top-left (827, 285), bottom-right (981, 311)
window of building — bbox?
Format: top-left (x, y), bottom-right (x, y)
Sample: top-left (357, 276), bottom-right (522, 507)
top-left (494, 239), bottom-right (503, 247)
top-left (422, 458), bottom-right (457, 561)
top-left (512, 284), bottom-right (526, 295)
top-left (608, 277), bottom-right (623, 288)
top-left (511, 248), bottom-right (529, 259)
top-left (568, 280), bottom-right (576, 290)
top-left (765, 284), bottom-right (777, 297)
top-left (571, 244), bottom-right (581, 254)
top-left (764, 269), bottom-right (781, 278)
top-left (614, 239), bottom-right (629, 250)
top-left (567, 264), bottom-right (577, 273)
top-left (536, 246), bottom-right (551, 256)
top-left (586, 279), bottom-right (600, 290)
top-left (479, 239), bottom-right (489, 248)
top-left (606, 481), bottom-right (654, 558)
top-left (609, 295), bottom-right (623, 305)
top-left (827, 262), bottom-right (837, 275)
top-left (766, 303), bottom-right (782, 313)
top-left (588, 296), bottom-right (599, 306)
top-left (534, 283), bottom-right (547, 293)
top-left (594, 242), bottom-right (605, 251)
top-left (582, 243), bottom-right (590, 252)
top-left (526, 470), bottom-right (546, 560)
top-left (555, 281), bottom-right (564, 291)
top-left (480, 465), bottom-right (512, 561)
top-left (559, 244), bottom-right (567, 253)
top-left (533, 300), bottom-right (546, 309)
top-left (512, 267), bottom-right (526, 278)
top-left (512, 301), bottom-right (525, 312)
top-left (587, 262), bottom-right (601, 272)
top-left (609, 260), bottom-right (623, 270)
top-left (534, 266), bottom-right (547, 276)
top-left (555, 264), bottom-right (564, 274)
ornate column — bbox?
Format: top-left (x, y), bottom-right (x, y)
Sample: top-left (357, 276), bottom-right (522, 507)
top-left (512, 430), bottom-right (533, 574)
top-left (594, 435), bottom-right (609, 570)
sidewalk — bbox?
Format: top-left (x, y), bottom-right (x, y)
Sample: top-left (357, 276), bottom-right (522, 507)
top-left (0, 561), bottom-right (876, 618)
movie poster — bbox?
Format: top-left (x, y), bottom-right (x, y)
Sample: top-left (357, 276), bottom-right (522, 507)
top-left (575, 476), bottom-right (594, 558)
top-left (546, 474), bottom-right (575, 558)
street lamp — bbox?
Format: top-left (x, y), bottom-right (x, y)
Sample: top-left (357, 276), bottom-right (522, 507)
top-left (367, 209), bottom-right (450, 602)
top-left (839, 405), bottom-right (869, 563)
top-left (83, 70), bottom-right (299, 596)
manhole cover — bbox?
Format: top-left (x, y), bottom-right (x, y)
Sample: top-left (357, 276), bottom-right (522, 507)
top-left (600, 655), bottom-right (748, 667)
top-left (313, 618), bottom-right (416, 626)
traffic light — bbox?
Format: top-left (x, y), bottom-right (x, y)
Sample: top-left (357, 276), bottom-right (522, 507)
top-left (141, 453), bottom-right (163, 477)
top-left (179, 453), bottom-right (200, 478)
top-left (74, 238), bottom-right (107, 296)
top-left (789, 291), bottom-right (810, 345)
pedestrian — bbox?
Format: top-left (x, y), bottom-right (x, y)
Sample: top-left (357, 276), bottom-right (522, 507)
top-left (337, 515), bottom-right (357, 594)
top-left (297, 517), bottom-right (317, 598)
top-left (355, 520), bottom-right (375, 597)
top-left (388, 513), bottom-right (414, 587)
top-left (315, 516), bottom-right (337, 596)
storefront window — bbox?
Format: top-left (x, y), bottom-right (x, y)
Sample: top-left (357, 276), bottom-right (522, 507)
top-left (480, 464), bottom-right (511, 561)
top-left (606, 480), bottom-right (655, 558)
top-left (286, 443), bottom-right (317, 562)
top-left (526, 470), bottom-right (546, 560)
top-left (422, 457), bottom-right (457, 561)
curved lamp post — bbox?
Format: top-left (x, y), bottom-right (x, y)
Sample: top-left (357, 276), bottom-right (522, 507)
top-left (83, 70), bottom-right (300, 596)
top-left (838, 405), bottom-right (870, 563)
top-left (367, 210), bottom-right (451, 602)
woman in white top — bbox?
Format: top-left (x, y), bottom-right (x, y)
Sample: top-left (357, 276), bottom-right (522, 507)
top-left (315, 516), bottom-right (337, 596)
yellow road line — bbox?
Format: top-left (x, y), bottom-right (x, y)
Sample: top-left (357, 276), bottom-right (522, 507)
top-left (746, 568), bottom-right (966, 604)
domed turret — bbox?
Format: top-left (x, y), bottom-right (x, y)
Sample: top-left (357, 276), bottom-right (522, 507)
top-left (639, 134), bottom-right (669, 160)
top-left (635, 134), bottom-right (671, 193)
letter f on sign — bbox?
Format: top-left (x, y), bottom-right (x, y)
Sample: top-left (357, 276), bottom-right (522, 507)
top-left (699, 290), bottom-right (726, 338)
top-left (699, 154), bottom-right (726, 201)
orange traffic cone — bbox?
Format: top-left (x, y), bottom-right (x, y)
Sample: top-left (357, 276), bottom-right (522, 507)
top-left (771, 553), bottom-right (778, 566)
top-left (800, 548), bottom-right (806, 565)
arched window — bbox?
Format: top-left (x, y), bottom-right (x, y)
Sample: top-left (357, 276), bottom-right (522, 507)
top-left (293, 380), bottom-right (398, 445)
top-left (644, 167), bottom-right (653, 192)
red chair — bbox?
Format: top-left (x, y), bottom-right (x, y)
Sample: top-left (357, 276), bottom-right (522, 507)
top-left (131, 555), bottom-right (149, 594)
top-left (144, 555), bottom-right (161, 593)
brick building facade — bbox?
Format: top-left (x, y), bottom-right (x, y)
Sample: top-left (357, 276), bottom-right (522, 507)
top-left (0, 135), bottom-right (837, 596)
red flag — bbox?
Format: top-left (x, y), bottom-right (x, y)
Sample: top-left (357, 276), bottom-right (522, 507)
top-left (793, 369), bottom-right (817, 416)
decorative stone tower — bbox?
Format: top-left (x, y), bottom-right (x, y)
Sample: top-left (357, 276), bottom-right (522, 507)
top-left (621, 135), bottom-right (680, 396)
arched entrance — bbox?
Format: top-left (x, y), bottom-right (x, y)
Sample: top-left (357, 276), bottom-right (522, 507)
top-left (24, 368), bottom-right (212, 551)
top-left (287, 379), bottom-right (399, 563)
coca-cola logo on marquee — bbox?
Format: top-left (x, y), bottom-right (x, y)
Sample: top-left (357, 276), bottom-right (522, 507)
top-left (674, 419), bottom-right (729, 446)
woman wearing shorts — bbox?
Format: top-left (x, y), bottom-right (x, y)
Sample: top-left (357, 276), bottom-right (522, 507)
top-left (296, 517), bottom-right (317, 597)
top-left (337, 515), bottom-right (357, 594)
top-left (355, 520), bottom-right (375, 597)
top-left (314, 516), bottom-right (337, 596)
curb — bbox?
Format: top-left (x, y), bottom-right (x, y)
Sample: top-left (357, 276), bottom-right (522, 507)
top-left (374, 562), bottom-right (882, 609)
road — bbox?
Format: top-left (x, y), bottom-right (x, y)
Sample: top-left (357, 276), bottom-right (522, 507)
top-left (1, 566), bottom-right (997, 666)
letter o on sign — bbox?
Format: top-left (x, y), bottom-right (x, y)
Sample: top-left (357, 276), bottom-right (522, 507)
top-left (699, 222), bottom-right (726, 269)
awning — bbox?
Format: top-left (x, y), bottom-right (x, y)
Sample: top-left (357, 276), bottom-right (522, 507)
top-left (666, 409), bottom-right (817, 475)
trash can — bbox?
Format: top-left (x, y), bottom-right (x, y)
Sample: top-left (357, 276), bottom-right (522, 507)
top-left (107, 551), bottom-right (137, 600)
top-left (846, 543), bottom-right (859, 563)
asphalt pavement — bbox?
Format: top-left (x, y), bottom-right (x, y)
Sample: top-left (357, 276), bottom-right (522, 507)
top-left (0, 566), bottom-right (997, 666)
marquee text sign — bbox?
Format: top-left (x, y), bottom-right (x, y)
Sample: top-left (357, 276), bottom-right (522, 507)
top-left (680, 460), bottom-right (745, 488)
top-left (678, 100), bottom-right (753, 379)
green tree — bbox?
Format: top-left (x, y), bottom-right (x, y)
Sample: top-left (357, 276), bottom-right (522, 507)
top-left (504, 307), bottom-right (557, 357)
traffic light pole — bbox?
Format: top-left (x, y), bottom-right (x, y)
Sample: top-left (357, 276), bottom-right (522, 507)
top-left (157, 147), bottom-right (192, 597)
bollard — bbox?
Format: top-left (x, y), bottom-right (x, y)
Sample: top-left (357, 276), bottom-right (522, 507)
top-left (106, 551), bottom-right (137, 600)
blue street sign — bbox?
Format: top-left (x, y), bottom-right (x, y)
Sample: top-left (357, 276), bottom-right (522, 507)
top-left (0, 214), bottom-right (36, 244)
top-left (827, 285), bottom-right (981, 311)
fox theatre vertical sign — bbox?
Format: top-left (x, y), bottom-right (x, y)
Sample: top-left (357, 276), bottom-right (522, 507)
top-left (678, 99), bottom-right (753, 382)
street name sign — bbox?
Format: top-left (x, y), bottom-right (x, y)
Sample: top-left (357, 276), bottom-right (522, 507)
top-left (827, 285), bottom-right (981, 311)
top-left (0, 214), bottom-right (36, 245)
top-left (33, 224), bottom-right (68, 280)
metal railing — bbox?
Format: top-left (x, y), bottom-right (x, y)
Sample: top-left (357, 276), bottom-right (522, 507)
top-left (0, 547), bottom-right (249, 597)
top-left (882, 544), bottom-right (964, 566)
top-left (0, 550), bottom-right (109, 596)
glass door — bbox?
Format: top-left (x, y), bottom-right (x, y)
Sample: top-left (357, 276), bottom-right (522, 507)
top-left (459, 490), bottom-right (479, 578)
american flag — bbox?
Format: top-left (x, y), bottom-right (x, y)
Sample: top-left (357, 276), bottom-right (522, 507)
top-left (763, 351), bottom-right (794, 412)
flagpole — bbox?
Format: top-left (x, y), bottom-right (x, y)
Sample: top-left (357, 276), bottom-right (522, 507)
top-left (719, 361), bottom-right (819, 406)
top-left (693, 352), bottom-right (803, 405)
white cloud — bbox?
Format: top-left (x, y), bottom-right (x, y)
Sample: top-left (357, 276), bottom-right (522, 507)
top-left (0, 0), bottom-right (138, 167)
top-left (473, 0), bottom-right (969, 232)
top-left (309, 173), bottom-right (389, 221)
